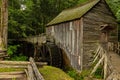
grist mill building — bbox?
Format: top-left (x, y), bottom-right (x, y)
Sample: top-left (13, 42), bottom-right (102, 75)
top-left (46, 0), bottom-right (118, 71)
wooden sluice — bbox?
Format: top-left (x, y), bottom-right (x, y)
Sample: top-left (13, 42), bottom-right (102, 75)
top-left (8, 33), bottom-right (47, 46)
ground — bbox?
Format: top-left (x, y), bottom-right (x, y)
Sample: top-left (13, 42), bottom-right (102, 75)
top-left (39, 66), bottom-right (74, 80)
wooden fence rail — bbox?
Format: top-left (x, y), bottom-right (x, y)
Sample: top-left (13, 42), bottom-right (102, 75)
top-left (108, 42), bottom-right (120, 55)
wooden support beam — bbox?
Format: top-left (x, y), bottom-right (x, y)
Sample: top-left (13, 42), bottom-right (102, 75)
top-left (90, 54), bottom-right (105, 76)
top-left (93, 46), bottom-right (100, 58)
top-left (92, 48), bottom-right (101, 63)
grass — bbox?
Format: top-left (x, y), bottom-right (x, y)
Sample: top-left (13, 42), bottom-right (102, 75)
top-left (39, 66), bottom-right (74, 80)
top-left (0, 68), bottom-right (24, 72)
top-left (0, 65), bottom-right (103, 80)
top-left (67, 68), bottom-right (91, 80)
top-left (93, 66), bottom-right (103, 79)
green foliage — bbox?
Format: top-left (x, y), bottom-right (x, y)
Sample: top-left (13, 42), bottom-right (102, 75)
top-left (7, 44), bottom-right (20, 56)
top-left (10, 54), bottom-right (28, 61)
top-left (7, 44), bottom-right (28, 61)
top-left (106, 0), bottom-right (120, 22)
top-left (116, 10), bottom-right (120, 22)
top-left (67, 70), bottom-right (78, 79)
top-left (93, 66), bottom-right (103, 79)
top-left (67, 69), bottom-right (91, 80)
top-left (67, 70), bottom-right (82, 80)
top-left (67, 68), bottom-right (103, 80)
top-left (8, 0), bottom-right (35, 38)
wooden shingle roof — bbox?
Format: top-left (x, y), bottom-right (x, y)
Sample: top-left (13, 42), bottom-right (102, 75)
top-left (47, 0), bottom-right (100, 26)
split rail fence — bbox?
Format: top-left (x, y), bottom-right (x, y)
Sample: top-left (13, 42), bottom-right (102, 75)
top-left (0, 57), bottom-right (46, 80)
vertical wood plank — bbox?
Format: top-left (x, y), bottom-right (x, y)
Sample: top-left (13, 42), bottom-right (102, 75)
top-left (70, 22), bottom-right (72, 53)
top-left (72, 21), bottom-right (74, 55)
top-left (76, 21), bottom-right (79, 56)
top-left (80, 18), bottom-right (83, 70)
top-left (66, 23), bottom-right (69, 48)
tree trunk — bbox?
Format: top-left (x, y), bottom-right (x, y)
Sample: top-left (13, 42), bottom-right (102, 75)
top-left (0, 0), bottom-right (8, 58)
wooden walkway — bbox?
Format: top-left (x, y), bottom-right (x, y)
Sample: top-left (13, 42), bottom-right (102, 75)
top-left (107, 51), bottom-right (120, 79)
top-left (109, 51), bottom-right (120, 73)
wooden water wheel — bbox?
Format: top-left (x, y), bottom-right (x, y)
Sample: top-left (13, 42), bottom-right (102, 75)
top-left (35, 42), bottom-right (62, 68)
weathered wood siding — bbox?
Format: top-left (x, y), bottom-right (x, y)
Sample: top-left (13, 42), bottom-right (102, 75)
top-left (46, 19), bottom-right (83, 70)
top-left (83, 0), bottom-right (118, 68)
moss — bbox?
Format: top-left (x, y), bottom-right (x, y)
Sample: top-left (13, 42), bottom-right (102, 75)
top-left (47, 0), bottom-right (100, 26)
top-left (0, 68), bottom-right (24, 72)
top-left (39, 66), bottom-right (74, 80)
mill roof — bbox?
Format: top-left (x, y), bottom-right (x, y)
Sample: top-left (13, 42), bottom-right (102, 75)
top-left (47, 0), bottom-right (102, 26)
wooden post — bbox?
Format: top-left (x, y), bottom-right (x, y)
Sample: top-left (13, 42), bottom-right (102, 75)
top-left (104, 53), bottom-right (107, 79)
top-left (0, 0), bottom-right (8, 57)
top-left (28, 65), bottom-right (36, 80)
top-left (80, 18), bottom-right (83, 70)
top-left (118, 42), bottom-right (119, 55)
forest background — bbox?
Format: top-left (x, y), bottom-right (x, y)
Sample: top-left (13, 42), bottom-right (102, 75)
top-left (8, 0), bottom-right (120, 39)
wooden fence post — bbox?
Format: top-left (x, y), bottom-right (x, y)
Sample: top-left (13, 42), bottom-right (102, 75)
top-left (28, 65), bottom-right (35, 80)
top-left (118, 42), bottom-right (119, 55)
top-left (29, 57), bottom-right (45, 80)
top-left (104, 53), bottom-right (107, 79)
